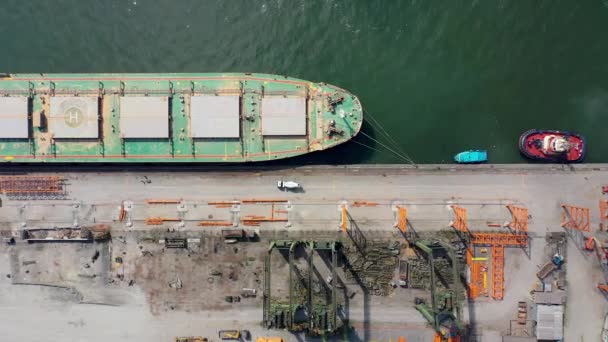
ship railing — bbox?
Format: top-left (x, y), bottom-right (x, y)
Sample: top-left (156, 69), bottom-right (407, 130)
top-left (5, 88), bottom-right (306, 97)
top-left (120, 89), bottom-right (173, 96)
top-left (47, 89), bottom-right (102, 97)
top-left (191, 88), bottom-right (242, 96)
top-left (0, 89), bottom-right (32, 97)
top-left (263, 90), bottom-right (307, 97)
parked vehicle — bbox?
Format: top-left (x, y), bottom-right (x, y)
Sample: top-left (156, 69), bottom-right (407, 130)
top-left (224, 296), bottom-right (240, 303)
top-left (218, 330), bottom-right (240, 340)
top-left (241, 288), bottom-right (257, 298)
top-left (218, 330), bottom-right (249, 340)
top-left (277, 180), bottom-right (300, 191)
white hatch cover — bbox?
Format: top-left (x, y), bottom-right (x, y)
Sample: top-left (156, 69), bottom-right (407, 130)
top-left (50, 97), bottom-right (99, 138)
top-left (190, 95), bottom-right (240, 138)
top-left (120, 97), bottom-right (169, 138)
top-left (0, 97), bottom-right (28, 138)
top-left (261, 97), bottom-right (306, 136)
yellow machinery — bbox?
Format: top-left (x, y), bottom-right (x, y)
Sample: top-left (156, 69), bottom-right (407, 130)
top-left (256, 338), bottom-right (285, 342)
top-left (218, 330), bottom-right (240, 340)
top-left (174, 338), bottom-right (208, 342)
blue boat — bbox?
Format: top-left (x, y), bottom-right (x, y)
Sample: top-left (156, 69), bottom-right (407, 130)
top-left (454, 150), bottom-right (488, 164)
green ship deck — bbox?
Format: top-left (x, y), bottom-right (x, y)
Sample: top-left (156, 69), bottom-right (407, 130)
top-left (0, 73), bottom-right (362, 163)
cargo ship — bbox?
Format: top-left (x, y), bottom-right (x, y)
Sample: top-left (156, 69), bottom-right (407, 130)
top-left (0, 73), bottom-right (362, 163)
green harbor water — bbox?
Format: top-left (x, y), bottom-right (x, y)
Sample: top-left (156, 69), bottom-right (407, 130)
top-left (1, 0), bottom-right (607, 164)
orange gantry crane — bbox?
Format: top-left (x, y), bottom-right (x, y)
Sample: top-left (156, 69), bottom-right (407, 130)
top-left (451, 205), bottom-right (529, 300)
top-left (339, 203), bottom-right (367, 251)
top-left (560, 203), bottom-right (608, 294)
top-left (600, 200), bottom-right (608, 230)
top-left (470, 233), bottom-right (528, 247)
top-left (506, 204), bottom-right (529, 232)
top-left (395, 206), bottom-right (408, 233)
top-left (434, 333), bottom-right (460, 342)
top-left (466, 249), bottom-right (482, 299)
top-left (340, 205), bottom-right (348, 232)
top-left (118, 202), bottom-right (127, 222)
top-left (561, 204), bottom-right (590, 232)
top-left (491, 246), bottom-right (505, 300)
top-left (470, 232), bottom-right (527, 300)
top-left (450, 205), bottom-right (469, 234)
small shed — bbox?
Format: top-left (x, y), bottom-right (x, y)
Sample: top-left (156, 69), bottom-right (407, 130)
top-left (536, 304), bottom-right (563, 340)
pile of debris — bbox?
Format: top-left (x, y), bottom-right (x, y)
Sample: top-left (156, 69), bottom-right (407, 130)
top-left (342, 240), bottom-right (400, 295)
top-left (23, 227), bottom-right (89, 241)
top-left (408, 257), bottom-right (454, 290)
top-left (82, 224), bottom-right (111, 241)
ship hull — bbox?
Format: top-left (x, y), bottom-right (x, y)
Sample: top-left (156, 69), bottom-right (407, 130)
top-left (0, 73), bottom-right (362, 163)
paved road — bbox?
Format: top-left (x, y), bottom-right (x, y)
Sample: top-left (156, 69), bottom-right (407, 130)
top-left (1, 164), bottom-right (605, 234)
top-left (1, 164), bottom-right (607, 341)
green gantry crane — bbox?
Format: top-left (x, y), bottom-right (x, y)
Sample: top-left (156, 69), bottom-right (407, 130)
top-left (263, 240), bottom-right (340, 335)
top-left (414, 240), bottom-right (463, 340)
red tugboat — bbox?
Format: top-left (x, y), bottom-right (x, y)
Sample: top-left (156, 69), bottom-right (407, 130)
top-left (519, 129), bottom-right (586, 163)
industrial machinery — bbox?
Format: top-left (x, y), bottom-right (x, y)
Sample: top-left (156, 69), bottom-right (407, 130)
top-left (174, 337), bottom-right (208, 342)
top-left (256, 338), bottom-right (285, 342)
top-left (218, 330), bottom-right (241, 340)
top-left (414, 240), bottom-right (463, 341)
top-left (585, 236), bottom-right (608, 292)
top-left (263, 240), bottom-right (340, 336)
top-left (241, 288), bottom-right (258, 298)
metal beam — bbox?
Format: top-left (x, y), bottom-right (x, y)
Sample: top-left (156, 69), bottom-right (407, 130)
top-left (491, 246), bottom-right (505, 300)
top-left (561, 204), bottom-right (591, 232)
top-left (345, 211), bottom-right (367, 251)
top-left (471, 233), bottom-right (528, 247)
top-left (331, 241), bottom-right (338, 330)
top-left (395, 206), bottom-right (407, 232)
top-left (266, 239), bottom-right (340, 334)
top-left (437, 241), bottom-right (463, 327)
top-left (506, 204), bottom-right (529, 232)
top-left (263, 252), bottom-right (271, 327)
top-left (415, 241), bottom-right (438, 331)
top-left (341, 206), bottom-right (347, 232)
top-left (601, 200), bottom-right (608, 230)
top-left (307, 241), bottom-right (314, 331)
top-left (450, 205), bottom-right (469, 234)
top-left (288, 241), bottom-right (296, 330)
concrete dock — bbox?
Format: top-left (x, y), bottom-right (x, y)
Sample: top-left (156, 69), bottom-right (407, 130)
top-left (0, 164), bottom-right (607, 342)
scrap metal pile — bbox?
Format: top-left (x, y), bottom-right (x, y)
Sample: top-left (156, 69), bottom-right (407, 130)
top-left (408, 257), bottom-right (455, 290)
top-left (22, 224), bottom-right (111, 241)
top-left (0, 176), bottom-right (67, 200)
top-left (342, 240), bottom-right (400, 295)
